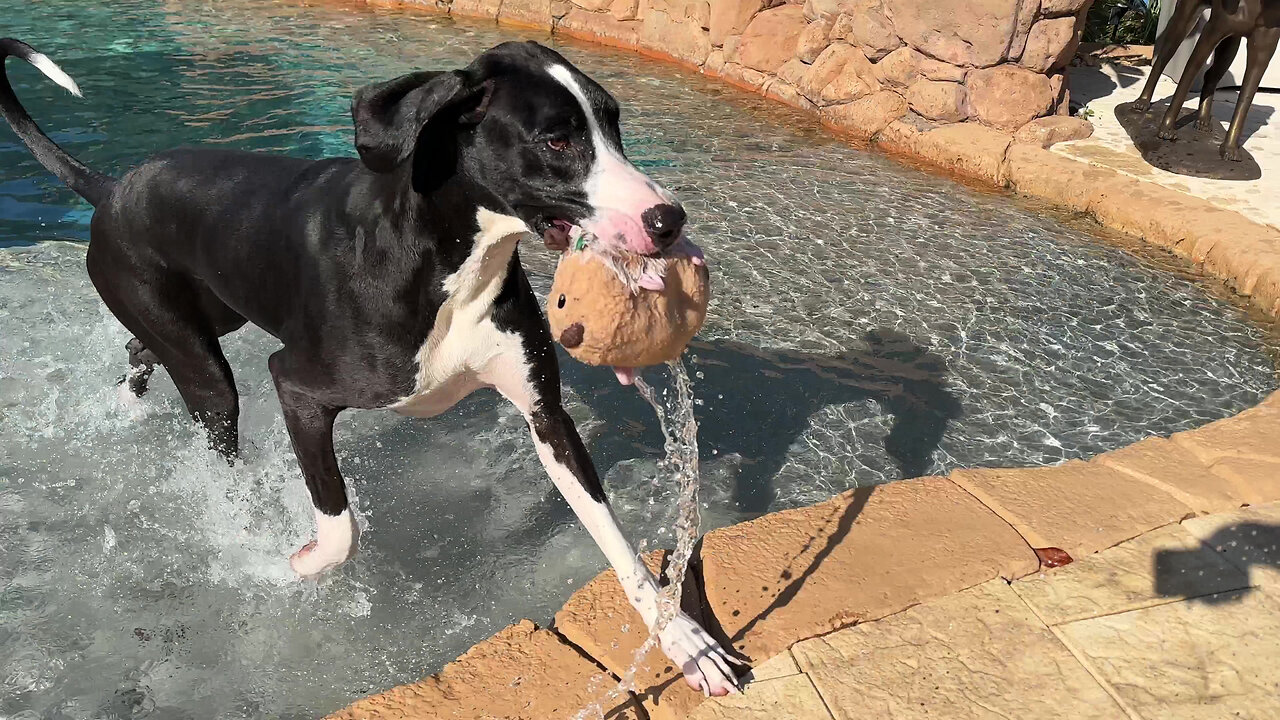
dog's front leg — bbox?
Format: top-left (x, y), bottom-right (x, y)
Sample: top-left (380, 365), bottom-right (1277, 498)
top-left (269, 350), bottom-right (359, 578)
top-left (484, 357), bottom-right (740, 696)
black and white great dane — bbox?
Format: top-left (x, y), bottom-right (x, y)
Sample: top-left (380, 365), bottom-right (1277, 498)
top-left (0, 38), bottom-right (741, 695)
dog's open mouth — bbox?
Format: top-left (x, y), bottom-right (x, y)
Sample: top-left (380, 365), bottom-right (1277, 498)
top-left (540, 218), bottom-right (576, 251)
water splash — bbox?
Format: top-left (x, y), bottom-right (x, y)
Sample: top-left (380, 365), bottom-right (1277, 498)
top-left (576, 359), bottom-right (703, 719)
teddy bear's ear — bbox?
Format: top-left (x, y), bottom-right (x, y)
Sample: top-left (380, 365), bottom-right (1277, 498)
top-left (559, 322), bottom-right (584, 348)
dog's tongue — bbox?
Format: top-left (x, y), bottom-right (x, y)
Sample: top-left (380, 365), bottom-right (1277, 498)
top-left (613, 366), bottom-right (636, 385)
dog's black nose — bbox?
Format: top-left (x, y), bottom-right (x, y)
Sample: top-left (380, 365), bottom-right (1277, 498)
top-left (642, 204), bottom-right (686, 250)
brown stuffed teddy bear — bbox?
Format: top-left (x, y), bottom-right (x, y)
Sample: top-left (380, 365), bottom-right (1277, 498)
top-left (547, 247), bottom-right (710, 383)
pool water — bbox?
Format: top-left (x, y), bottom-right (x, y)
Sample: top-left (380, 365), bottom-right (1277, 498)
top-left (1, 0), bottom-right (1277, 717)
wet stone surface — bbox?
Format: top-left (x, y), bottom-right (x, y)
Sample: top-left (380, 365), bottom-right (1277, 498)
top-left (1, 0), bottom-right (1278, 718)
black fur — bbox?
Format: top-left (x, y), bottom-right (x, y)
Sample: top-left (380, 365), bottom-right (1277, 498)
top-left (1, 40), bottom-right (626, 518)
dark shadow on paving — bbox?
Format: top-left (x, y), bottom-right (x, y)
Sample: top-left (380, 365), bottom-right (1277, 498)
top-left (1153, 522), bottom-right (1280, 604)
top-left (1115, 100), bottom-right (1264, 180)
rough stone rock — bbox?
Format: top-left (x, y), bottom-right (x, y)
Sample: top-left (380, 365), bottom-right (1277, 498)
top-left (709, 0), bottom-right (763, 45)
top-left (802, 0), bottom-right (841, 20)
top-left (1020, 15), bottom-right (1079, 72)
top-left (499, 0), bottom-right (553, 29)
top-left (552, 0), bottom-right (574, 18)
top-left (571, 0), bottom-right (614, 11)
top-left (1012, 114), bottom-right (1093, 146)
top-left (559, 8), bottom-right (642, 48)
top-left (872, 46), bottom-right (920, 87)
top-left (818, 49), bottom-right (880, 104)
top-left (793, 580), bottom-right (1130, 720)
top-left (704, 48), bottom-right (727, 74)
top-left (950, 461), bottom-right (1193, 559)
top-left (721, 61), bottom-right (770, 90)
top-left (905, 78), bottom-right (968, 122)
top-left (1049, 70), bottom-right (1069, 113)
top-left (450, 0), bottom-right (501, 20)
top-left (821, 90), bottom-right (908, 140)
top-left (845, 5), bottom-right (902, 60)
top-left (690, 674), bottom-right (832, 719)
top-left (885, 0), bottom-right (1022, 67)
top-left (327, 620), bottom-right (644, 720)
top-left (829, 11), bottom-right (855, 39)
top-left (795, 16), bottom-right (835, 63)
top-left (878, 121), bottom-right (1012, 183)
top-left (1058, 589), bottom-right (1280, 719)
top-left (1041, 0), bottom-right (1090, 16)
top-left (1006, 0), bottom-right (1040, 62)
top-left (611, 0), bottom-right (640, 20)
top-left (967, 64), bottom-right (1054, 129)
top-left (763, 79), bottom-right (818, 111)
top-left (723, 33), bottom-right (742, 61)
top-left (641, 9), bottom-right (713, 65)
top-left (798, 42), bottom-right (862, 98)
top-left (776, 57), bottom-right (810, 86)
top-left (738, 5), bottom-right (809, 72)
top-left (1093, 436), bottom-right (1240, 514)
top-left (1011, 523), bottom-right (1250, 626)
top-left (700, 477), bottom-right (1039, 662)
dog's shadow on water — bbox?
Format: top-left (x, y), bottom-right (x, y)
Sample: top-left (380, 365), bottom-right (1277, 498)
top-left (503, 328), bottom-right (962, 548)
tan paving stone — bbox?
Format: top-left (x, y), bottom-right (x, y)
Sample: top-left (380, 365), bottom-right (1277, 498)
top-left (1183, 502), bottom-right (1280, 590)
top-left (553, 550), bottom-right (708, 720)
top-left (791, 579), bottom-right (1127, 720)
top-left (700, 477), bottom-right (1039, 664)
top-left (950, 460), bottom-right (1193, 559)
top-left (745, 651), bottom-right (801, 682)
top-left (1094, 436), bottom-right (1244, 514)
top-left (1172, 404), bottom-right (1280, 462)
top-left (326, 619), bottom-right (643, 720)
top-left (689, 673), bottom-right (833, 720)
top-left (1013, 523), bottom-right (1249, 625)
top-left (1171, 405), bottom-right (1280, 505)
top-left (1058, 589), bottom-right (1280, 720)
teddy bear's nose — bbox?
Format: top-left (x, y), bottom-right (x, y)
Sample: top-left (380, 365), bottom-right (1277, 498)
top-left (642, 203), bottom-right (685, 250)
top-left (559, 323), bottom-right (584, 348)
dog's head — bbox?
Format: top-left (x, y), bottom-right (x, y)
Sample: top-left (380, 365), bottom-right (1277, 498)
top-left (351, 41), bottom-right (684, 256)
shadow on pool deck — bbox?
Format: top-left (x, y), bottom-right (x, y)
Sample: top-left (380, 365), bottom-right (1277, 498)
top-left (1155, 522), bottom-right (1280, 604)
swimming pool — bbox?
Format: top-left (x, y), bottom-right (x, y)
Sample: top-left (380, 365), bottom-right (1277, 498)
top-left (2, 0), bottom-right (1277, 717)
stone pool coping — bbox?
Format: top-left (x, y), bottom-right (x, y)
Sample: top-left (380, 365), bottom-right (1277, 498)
top-left (326, 2), bottom-right (1280, 718)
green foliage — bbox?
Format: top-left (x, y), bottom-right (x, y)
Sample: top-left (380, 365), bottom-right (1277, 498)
top-left (1083, 0), bottom-right (1163, 45)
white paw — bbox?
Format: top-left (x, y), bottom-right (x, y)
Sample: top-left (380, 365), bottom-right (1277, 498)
top-left (290, 509), bottom-right (358, 578)
top-left (658, 613), bottom-right (741, 697)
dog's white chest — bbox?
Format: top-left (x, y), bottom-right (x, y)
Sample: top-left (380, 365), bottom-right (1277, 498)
top-left (389, 209), bottom-right (532, 418)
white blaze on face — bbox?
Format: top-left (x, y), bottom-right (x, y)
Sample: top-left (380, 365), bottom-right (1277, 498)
top-left (547, 64), bottom-right (675, 255)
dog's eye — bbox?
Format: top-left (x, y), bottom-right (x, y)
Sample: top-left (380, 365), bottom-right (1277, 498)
top-left (557, 294), bottom-right (566, 309)
top-left (547, 138), bottom-right (570, 151)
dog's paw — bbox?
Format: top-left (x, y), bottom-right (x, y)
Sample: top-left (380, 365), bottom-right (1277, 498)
top-left (1194, 117), bottom-right (1215, 133)
top-left (1132, 97), bottom-right (1151, 112)
top-left (1220, 143), bottom-right (1243, 162)
top-left (289, 540), bottom-right (351, 577)
top-left (659, 613), bottom-right (743, 697)
top-left (290, 510), bottom-right (358, 578)
top-left (1156, 126), bottom-right (1178, 141)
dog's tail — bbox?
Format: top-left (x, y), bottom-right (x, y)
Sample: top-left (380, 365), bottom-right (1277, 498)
top-left (1, 39), bottom-right (115, 207)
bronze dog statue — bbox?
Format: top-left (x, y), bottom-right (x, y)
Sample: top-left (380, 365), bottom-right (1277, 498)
top-left (1135, 0), bottom-right (1279, 161)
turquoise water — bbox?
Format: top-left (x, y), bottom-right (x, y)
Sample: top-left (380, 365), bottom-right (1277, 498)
top-left (1, 1), bottom-right (1277, 718)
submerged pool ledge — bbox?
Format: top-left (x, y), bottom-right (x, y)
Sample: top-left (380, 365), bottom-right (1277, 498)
top-left (320, 2), bottom-right (1280, 718)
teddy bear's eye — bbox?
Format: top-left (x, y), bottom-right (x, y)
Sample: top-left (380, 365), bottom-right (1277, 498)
top-left (557, 294), bottom-right (566, 309)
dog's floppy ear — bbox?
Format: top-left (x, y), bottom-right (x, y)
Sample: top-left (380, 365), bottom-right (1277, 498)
top-left (351, 70), bottom-right (486, 173)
